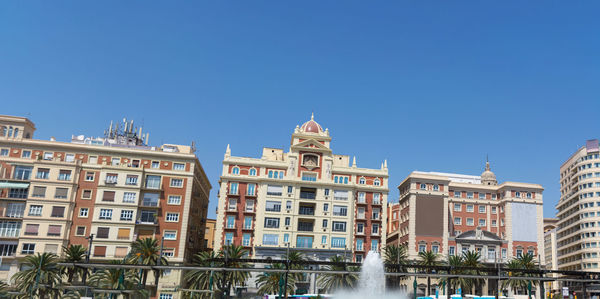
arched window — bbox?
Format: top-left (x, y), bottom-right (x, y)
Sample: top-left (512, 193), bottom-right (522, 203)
top-left (359, 177), bottom-right (366, 184)
top-left (232, 167), bottom-right (240, 175)
top-left (249, 168), bottom-right (257, 176)
top-left (7, 127), bottom-right (13, 138)
top-left (279, 171), bottom-right (284, 179)
top-left (374, 179), bottom-right (381, 186)
top-left (13, 128), bottom-right (18, 138)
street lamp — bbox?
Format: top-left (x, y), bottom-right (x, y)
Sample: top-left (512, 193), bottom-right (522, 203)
top-left (82, 234), bottom-right (94, 298)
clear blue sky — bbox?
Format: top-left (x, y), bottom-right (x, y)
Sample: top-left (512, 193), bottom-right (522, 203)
top-left (2, 2), bottom-right (600, 219)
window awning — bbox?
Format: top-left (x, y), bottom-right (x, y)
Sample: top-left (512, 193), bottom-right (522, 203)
top-left (0, 182), bottom-right (29, 189)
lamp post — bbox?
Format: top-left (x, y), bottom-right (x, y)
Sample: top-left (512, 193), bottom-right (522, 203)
top-left (154, 236), bottom-right (165, 292)
top-left (83, 234), bottom-right (94, 298)
top-left (284, 242), bottom-right (290, 299)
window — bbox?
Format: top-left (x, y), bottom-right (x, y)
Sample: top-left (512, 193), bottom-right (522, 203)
top-left (242, 233), bottom-right (251, 246)
top-left (321, 235), bottom-right (327, 244)
top-left (85, 172), bottom-right (95, 181)
top-left (515, 191), bottom-right (521, 198)
top-left (145, 175), bottom-right (161, 189)
top-left (22, 150), bottom-right (31, 158)
top-left (58, 170), bottom-right (71, 181)
top-left (120, 210), bottom-right (133, 221)
top-left (322, 219), bottom-right (328, 228)
top-left (139, 211), bottom-right (156, 223)
top-left (43, 152), bottom-right (53, 160)
top-left (82, 189), bottom-right (92, 199)
top-left (164, 230), bottom-right (177, 240)
top-left (357, 207), bottom-right (365, 219)
top-left (166, 213), bottom-right (179, 222)
top-left (356, 238), bottom-right (363, 251)
top-left (284, 217), bottom-right (290, 226)
top-left (372, 239), bottom-right (379, 251)
top-left (28, 205), bottom-right (42, 216)
top-left (333, 205), bottom-right (348, 216)
top-left (244, 216), bottom-right (252, 229)
top-left (334, 190), bottom-right (348, 201)
top-left (174, 163), bottom-right (185, 171)
top-left (516, 249), bottom-right (523, 258)
top-left (266, 185), bottom-right (283, 196)
top-left (247, 183), bottom-right (256, 196)
top-left (249, 168), bottom-right (257, 176)
top-left (502, 248), bottom-right (507, 259)
top-left (358, 192), bottom-right (366, 203)
top-left (454, 217), bottom-right (462, 225)
top-left (99, 209), bottom-right (113, 220)
top-left (479, 193), bottom-right (486, 199)
top-left (302, 172), bottom-right (317, 181)
top-left (262, 234), bottom-right (278, 245)
top-left (115, 247), bottom-right (128, 258)
top-left (433, 184), bottom-right (439, 191)
top-left (5, 203), bottom-right (24, 217)
top-left (75, 226), bottom-right (86, 236)
top-left (102, 191), bottom-right (115, 202)
top-left (89, 156), bottom-right (98, 164)
top-left (479, 219), bottom-right (486, 227)
top-left (142, 193), bottom-right (159, 207)
top-left (79, 208), bottom-right (89, 217)
top-left (65, 153), bottom-right (75, 162)
top-left (324, 189), bottom-right (330, 196)
top-left (449, 246), bottom-right (455, 256)
top-left (170, 178), bottom-right (183, 187)
top-left (372, 224), bottom-right (379, 234)
top-left (466, 204), bottom-right (474, 212)
top-left (47, 225), bottom-right (61, 236)
top-left (418, 244), bottom-right (426, 252)
top-left (151, 161), bottom-right (160, 168)
top-left (479, 205), bottom-right (486, 213)
top-left (32, 186), bottom-right (46, 198)
top-left (331, 237), bottom-right (346, 248)
top-left (123, 192), bottom-right (136, 203)
top-left (24, 224), bottom-right (39, 236)
top-left (14, 166), bottom-right (32, 180)
top-left (54, 188), bottom-right (68, 199)
top-left (111, 158), bottom-right (120, 166)
top-left (167, 195), bottom-right (181, 205)
top-left (356, 254), bottom-right (363, 263)
top-left (51, 206), bottom-right (65, 218)
top-left (492, 220), bottom-right (497, 227)
top-left (323, 203), bottom-right (329, 212)
top-left (359, 177), bottom-right (366, 184)
top-left (264, 218), bottom-right (280, 228)
top-left (454, 191), bottom-right (461, 197)
top-left (245, 200), bottom-right (254, 212)
top-left (374, 179), bottom-right (381, 186)
top-left (332, 221), bottom-right (346, 232)
top-left (265, 201), bottom-right (281, 212)
top-left (229, 182), bottom-right (239, 195)
top-left (454, 203), bottom-right (461, 211)
top-left (373, 193), bottom-right (381, 204)
top-left (126, 175), bottom-right (138, 185)
top-left (96, 227), bottom-right (109, 239)
top-left (283, 233), bottom-right (289, 243)
top-left (466, 218), bottom-right (474, 226)
top-left (467, 192), bottom-right (473, 199)
top-left (286, 200), bottom-right (292, 210)
top-left (227, 216), bottom-right (235, 228)
top-left (372, 208), bottom-right (380, 219)
top-left (491, 207), bottom-right (497, 214)
top-left (420, 183), bottom-right (426, 190)
top-left (228, 198), bottom-right (237, 211)
top-left (93, 245), bottom-right (107, 257)
top-left (21, 243), bottom-right (35, 254)
top-left (0, 149), bottom-right (7, 156)
top-left (357, 223), bottom-right (364, 234)
top-left (36, 168), bottom-right (49, 179)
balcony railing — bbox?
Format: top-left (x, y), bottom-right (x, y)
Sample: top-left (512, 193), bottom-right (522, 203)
top-left (300, 192), bottom-right (316, 199)
top-left (298, 223), bottom-right (314, 232)
top-left (299, 207), bottom-right (314, 215)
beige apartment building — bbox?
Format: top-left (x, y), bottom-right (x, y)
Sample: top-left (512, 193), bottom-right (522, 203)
top-left (0, 115), bottom-right (211, 298)
top-left (543, 218), bottom-right (559, 294)
top-left (214, 114), bottom-right (388, 293)
top-left (205, 218), bottom-right (216, 250)
top-left (392, 163), bottom-right (544, 296)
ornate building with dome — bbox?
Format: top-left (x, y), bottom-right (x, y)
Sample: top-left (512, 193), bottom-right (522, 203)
top-left (390, 162), bottom-right (544, 296)
top-left (214, 114), bottom-right (389, 272)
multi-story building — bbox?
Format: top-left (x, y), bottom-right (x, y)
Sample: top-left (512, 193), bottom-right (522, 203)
top-left (386, 202), bottom-right (400, 245)
top-left (543, 218), bottom-right (559, 294)
top-left (0, 115), bottom-right (211, 297)
top-left (215, 114), bottom-right (389, 265)
top-left (394, 162), bottom-right (544, 296)
top-left (205, 218), bottom-right (216, 250)
top-left (557, 139), bottom-right (600, 272)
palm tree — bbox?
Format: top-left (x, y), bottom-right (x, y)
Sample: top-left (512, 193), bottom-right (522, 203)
top-left (418, 250), bottom-right (441, 296)
top-left (12, 252), bottom-right (62, 298)
top-left (318, 255), bottom-right (358, 293)
top-left (256, 263), bottom-right (296, 295)
top-left (89, 260), bottom-right (146, 299)
top-left (502, 253), bottom-right (538, 295)
top-left (383, 244), bottom-right (408, 289)
top-left (127, 238), bottom-right (168, 290)
top-left (284, 250), bottom-right (306, 282)
top-left (61, 244), bottom-right (87, 284)
top-left (440, 255), bottom-right (466, 294)
top-left (0, 281), bottom-right (11, 299)
top-left (461, 250), bottom-right (484, 295)
top-left (184, 245), bottom-right (250, 298)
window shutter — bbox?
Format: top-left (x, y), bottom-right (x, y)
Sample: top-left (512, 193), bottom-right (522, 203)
top-left (103, 191), bottom-right (115, 202)
top-left (115, 247), bottom-right (128, 257)
top-left (97, 227), bottom-right (110, 238)
top-left (117, 228), bottom-right (130, 240)
top-left (25, 224), bottom-right (39, 235)
top-left (47, 225), bottom-right (61, 236)
top-left (55, 188), bottom-right (68, 198)
top-left (32, 186), bottom-right (46, 197)
top-left (93, 246), bottom-right (107, 257)
top-left (51, 206), bottom-right (65, 217)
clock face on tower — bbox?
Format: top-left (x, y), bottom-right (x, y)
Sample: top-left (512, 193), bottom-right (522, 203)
top-left (303, 155), bottom-right (318, 167)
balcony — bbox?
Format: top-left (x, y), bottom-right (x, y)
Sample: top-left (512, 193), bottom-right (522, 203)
top-left (300, 191), bottom-right (316, 200)
top-left (298, 221), bottom-right (314, 232)
top-left (140, 200), bottom-right (160, 208)
top-left (299, 206), bottom-right (315, 216)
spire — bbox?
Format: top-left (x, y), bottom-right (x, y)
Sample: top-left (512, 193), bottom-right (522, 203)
top-left (352, 156), bottom-right (356, 167)
top-left (383, 159), bottom-right (388, 169)
top-left (225, 144), bottom-right (231, 158)
top-left (485, 155), bottom-right (490, 171)
top-left (311, 112), bottom-right (314, 121)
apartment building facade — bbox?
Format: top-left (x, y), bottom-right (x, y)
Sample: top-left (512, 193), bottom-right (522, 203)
top-left (544, 218), bottom-right (559, 294)
top-left (393, 162), bottom-right (544, 295)
top-left (557, 139), bottom-right (600, 273)
top-left (386, 202), bottom-right (400, 245)
top-left (0, 115), bottom-right (211, 297)
top-left (214, 114), bottom-right (389, 264)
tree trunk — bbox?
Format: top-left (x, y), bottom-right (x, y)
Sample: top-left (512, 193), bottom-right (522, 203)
top-left (427, 276), bottom-right (431, 296)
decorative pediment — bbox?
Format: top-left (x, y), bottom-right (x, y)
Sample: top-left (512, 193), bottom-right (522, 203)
top-left (291, 138), bottom-right (331, 152)
top-left (456, 228), bottom-right (502, 242)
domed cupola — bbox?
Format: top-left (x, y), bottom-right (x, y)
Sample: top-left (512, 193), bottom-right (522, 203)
top-left (481, 159), bottom-right (497, 186)
top-left (300, 113), bottom-right (323, 134)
